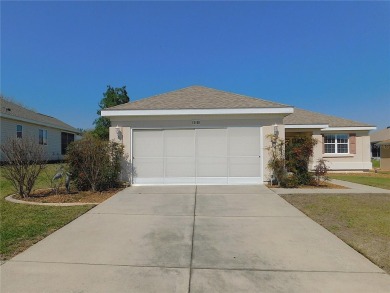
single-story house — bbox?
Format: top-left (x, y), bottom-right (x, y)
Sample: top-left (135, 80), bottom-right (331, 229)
top-left (101, 86), bottom-right (375, 185)
top-left (0, 97), bottom-right (80, 162)
top-left (370, 127), bottom-right (390, 169)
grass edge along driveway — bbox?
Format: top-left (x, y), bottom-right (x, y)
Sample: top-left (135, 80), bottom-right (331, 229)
top-left (282, 193), bottom-right (390, 274)
top-left (0, 167), bottom-right (93, 261)
top-left (329, 172), bottom-right (390, 190)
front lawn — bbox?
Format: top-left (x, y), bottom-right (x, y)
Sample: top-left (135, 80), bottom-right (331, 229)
top-left (329, 171), bottom-right (390, 190)
top-left (282, 193), bottom-right (390, 274)
top-left (0, 164), bottom-right (93, 261)
top-left (372, 159), bottom-right (380, 169)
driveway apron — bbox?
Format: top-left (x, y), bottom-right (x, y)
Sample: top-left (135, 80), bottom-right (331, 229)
top-left (2, 185), bottom-right (390, 292)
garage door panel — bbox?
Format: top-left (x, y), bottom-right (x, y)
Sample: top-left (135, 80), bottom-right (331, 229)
top-left (197, 157), bottom-right (228, 177)
top-left (165, 157), bottom-right (196, 178)
top-left (164, 130), bottom-right (195, 157)
top-left (229, 157), bottom-right (261, 177)
top-left (133, 130), bottom-right (163, 157)
top-left (197, 129), bottom-right (227, 157)
top-left (228, 127), bottom-right (260, 156)
top-left (132, 158), bottom-right (164, 184)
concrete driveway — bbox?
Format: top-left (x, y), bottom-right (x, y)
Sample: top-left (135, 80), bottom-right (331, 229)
top-left (2, 185), bottom-right (390, 292)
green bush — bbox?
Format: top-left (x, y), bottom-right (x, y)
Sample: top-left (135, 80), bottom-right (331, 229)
top-left (267, 135), bottom-right (317, 187)
top-left (285, 136), bottom-right (318, 186)
top-left (66, 136), bottom-right (124, 192)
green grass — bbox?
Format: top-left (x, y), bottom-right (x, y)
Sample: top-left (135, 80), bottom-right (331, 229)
top-left (329, 172), bottom-right (390, 190)
top-left (0, 164), bottom-right (93, 260)
top-left (372, 159), bottom-right (380, 169)
top-left (282, 193), bottom-right (390, 273)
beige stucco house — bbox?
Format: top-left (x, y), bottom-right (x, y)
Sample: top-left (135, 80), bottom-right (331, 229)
top-left (0, 97), bottom-right (80, 162)
top-left (102, 86), bottom-right (375, 185)
top-left (370, 128), bottom-right (390, 170)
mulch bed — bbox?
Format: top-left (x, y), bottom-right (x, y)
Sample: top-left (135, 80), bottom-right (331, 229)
top-left (14, 187), bottom-right (123, 204)
top-left (267, 181), bottom-right (348, 189)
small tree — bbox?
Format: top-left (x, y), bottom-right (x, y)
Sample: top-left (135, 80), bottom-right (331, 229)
top-left (93, 85), bottom-right (130, 140)
top-left (66, 135), bottom-right (124, 192)
top-left (0, 136), bottom-right (47, 197)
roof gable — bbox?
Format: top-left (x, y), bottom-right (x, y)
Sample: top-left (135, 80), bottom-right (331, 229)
top-left (105, 85), bottom-right (291, 110)
top-left (0, 97), bottom-right (79, 133)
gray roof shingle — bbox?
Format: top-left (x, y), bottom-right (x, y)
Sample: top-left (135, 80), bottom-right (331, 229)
top-left (283, 108), bottom-right (374, 128)
top-left (104, 85), bottom-right (374, 128)
top-left (105, 85), bottom-right (291, 110)
top-left (1, 97), bottom-right (79, 133)
top-left (370, 128), bottom-right (390, 143)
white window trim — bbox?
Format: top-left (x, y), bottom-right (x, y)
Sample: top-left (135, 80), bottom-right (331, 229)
top-left (324, 134), bottom-right (349, 154)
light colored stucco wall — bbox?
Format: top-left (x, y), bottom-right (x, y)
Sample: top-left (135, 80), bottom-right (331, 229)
top-left (322, 131), bottom-right (372, 170)
top-left (284, 129), bottom-right (372, 171)
top-left (109, 126), bottom-right (132, 181)
top-left (380, 145), bottom-right (390, 170)
top-left (0, 117), bottom-right (66, 161)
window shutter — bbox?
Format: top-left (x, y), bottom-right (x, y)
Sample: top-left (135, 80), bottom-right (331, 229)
top-left (322, 134), bottom-right (325, 154)
top-left (349, 133), bottom-right (356, 154)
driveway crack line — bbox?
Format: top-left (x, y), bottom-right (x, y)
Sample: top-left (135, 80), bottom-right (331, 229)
top-left (188, 185), bottom-right (197, 293)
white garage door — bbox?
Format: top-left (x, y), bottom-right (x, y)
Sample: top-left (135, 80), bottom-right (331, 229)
top-left (132, 128), bottom-right (262, 185)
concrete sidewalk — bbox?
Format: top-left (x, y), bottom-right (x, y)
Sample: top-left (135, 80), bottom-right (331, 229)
top-left (2, 185), bottom-right (390, 292)
top-left (273, 178), bottom-right (390, 194)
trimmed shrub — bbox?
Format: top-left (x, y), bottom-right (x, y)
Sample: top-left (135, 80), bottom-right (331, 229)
top-left (66, 136), bottom-right (124, 192)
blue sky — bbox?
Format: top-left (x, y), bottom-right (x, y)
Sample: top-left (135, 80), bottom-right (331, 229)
top-left (2, 1), bottom-right (389, 130)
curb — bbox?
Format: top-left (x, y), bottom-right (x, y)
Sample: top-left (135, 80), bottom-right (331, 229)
top-left (5, 195), bottom-right (98, 206)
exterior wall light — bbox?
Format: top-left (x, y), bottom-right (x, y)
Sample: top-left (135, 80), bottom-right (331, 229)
top-left (274, 124), bottom-right (279, 138)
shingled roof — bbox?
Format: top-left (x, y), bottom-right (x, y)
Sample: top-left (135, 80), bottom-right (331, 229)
top-left (283, 108), bottom-right (374, 127)
top-left (105, 85), bottom-right (291, 110)
top-left (370, 128), bottom-right (390, 143)
top-left (0, 97), bottom-right (79, 133)
top-left (104, 85), bottom-right (373, 128)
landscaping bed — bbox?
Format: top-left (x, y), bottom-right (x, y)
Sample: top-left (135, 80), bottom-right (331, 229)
top-left (13, 188), bottom-right (122, 204)
top-left (267, 181), bottom-right (347, 189)
top-left (282, 193), bottom-right (390, 274)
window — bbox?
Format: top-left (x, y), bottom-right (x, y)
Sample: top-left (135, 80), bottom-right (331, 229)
top-left (324, 134), bottom-right (349, 154)
top-left (16, 125), bottom-right (23, 138)
top-left (61, 132), bottom-right (75, 155)
top-left (39, 129), bottom-right (48, 145)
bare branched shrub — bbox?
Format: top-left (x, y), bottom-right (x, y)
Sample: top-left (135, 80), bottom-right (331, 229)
top-left (0, 136), bottom-right (47, 197)
top-left (66, 135), bottom-right (124, 192)
top-left (314, 159), bottom-right (330, 186)
top-left (266, 134), bottom-right (287, 187)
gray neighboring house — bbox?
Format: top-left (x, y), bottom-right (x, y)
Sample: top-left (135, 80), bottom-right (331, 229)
top-left (102, 85), bottom-right (375, 185)
top-left (0, 97), bottom-right (80, 162)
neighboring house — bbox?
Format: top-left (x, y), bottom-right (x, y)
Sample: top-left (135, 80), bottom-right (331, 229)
top-left (101, 86), bottom-right (375, 185)
top-left (0, 97), bottom-right (80, 162)
top-left (370, 127), bottom-right (390, 169)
